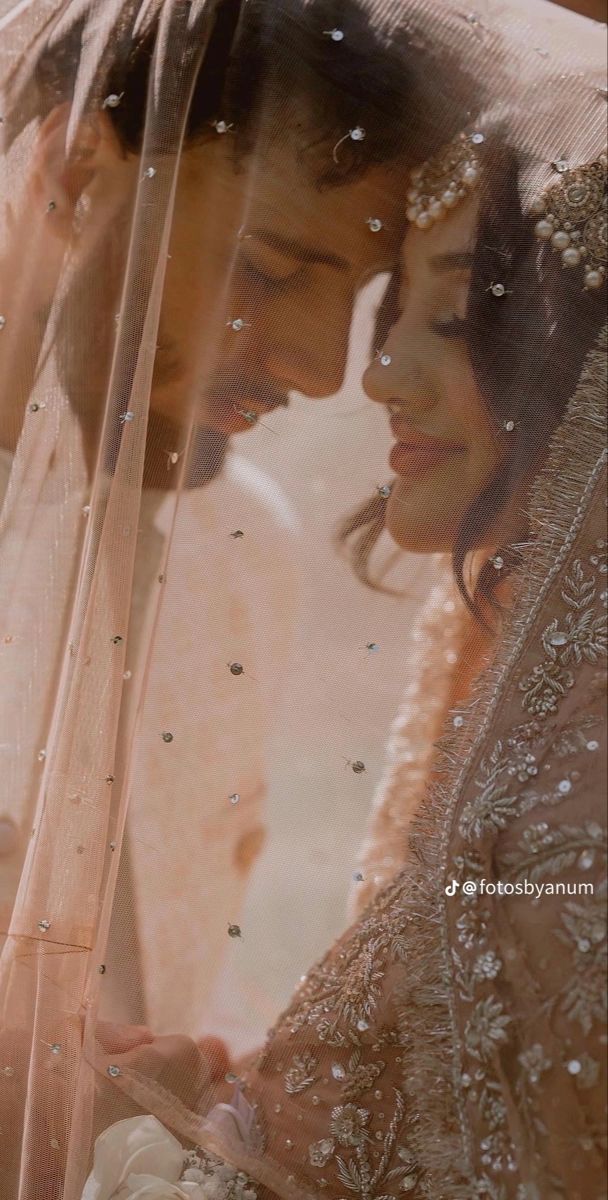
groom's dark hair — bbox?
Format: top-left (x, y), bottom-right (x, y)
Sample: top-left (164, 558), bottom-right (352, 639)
top-left (23, 0), bottom-right (474, 486)
top-left (32, 0), bottom-right (471, 187)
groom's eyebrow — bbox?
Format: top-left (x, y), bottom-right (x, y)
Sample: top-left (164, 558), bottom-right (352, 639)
top-left (430, 251), bottom-right (474, 273)
top-left (249, 229), bottom-right (349, 271)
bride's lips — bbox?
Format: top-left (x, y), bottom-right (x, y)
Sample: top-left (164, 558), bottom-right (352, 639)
top-left (389, 418), bottom-right (466, 478)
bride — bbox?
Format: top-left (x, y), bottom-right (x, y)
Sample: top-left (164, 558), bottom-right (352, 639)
top-left (86, 116), bottom-right (606, 1200)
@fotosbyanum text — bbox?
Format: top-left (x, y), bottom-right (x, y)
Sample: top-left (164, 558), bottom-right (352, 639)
top-left (444, 878), bottom-right (595, 899)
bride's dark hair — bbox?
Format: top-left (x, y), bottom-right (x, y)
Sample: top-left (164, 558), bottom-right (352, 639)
top-left (340, 135), bottom-right (606, 622)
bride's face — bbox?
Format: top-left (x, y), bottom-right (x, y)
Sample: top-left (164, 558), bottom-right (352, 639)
top-left (363, 195), bottom-right (506, 554)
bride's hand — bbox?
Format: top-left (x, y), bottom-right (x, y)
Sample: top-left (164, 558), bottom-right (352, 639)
top-left (92, 1020), bottom-right (231, 1120)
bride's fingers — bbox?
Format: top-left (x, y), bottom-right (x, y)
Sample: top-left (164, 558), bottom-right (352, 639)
top-left (106, 1033), bottom-right (224, 1111)
top-left (149, 1034), bottom-right (218, 1106)
top-left (196, 1035), bottom-right (230, 1079)
top-left (94, 1019), bottom-right (155, 1053)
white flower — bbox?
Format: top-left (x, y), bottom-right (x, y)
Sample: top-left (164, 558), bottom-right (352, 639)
top-left (83, 1115), bottom-right (258, 1200)
top-left (117, 1176), bottom-right (194, 1199)
top-left (82, 1116), bottom-right (185, 1200)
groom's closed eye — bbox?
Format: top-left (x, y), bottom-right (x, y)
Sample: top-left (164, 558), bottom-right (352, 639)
top-left (241, 230), bottom-right (350, 290)
top-left (239, 241), bottom-right (304, 289)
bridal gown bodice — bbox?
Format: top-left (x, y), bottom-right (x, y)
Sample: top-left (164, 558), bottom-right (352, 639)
top-left (228, 437), bottom-right (607, 1200)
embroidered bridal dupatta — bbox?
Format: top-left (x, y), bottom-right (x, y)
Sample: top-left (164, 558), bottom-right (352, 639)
top-left (0, 0), bottom-right (605, 1197)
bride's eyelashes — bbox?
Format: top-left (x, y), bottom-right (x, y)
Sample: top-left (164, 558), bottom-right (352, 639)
top-left (429, 310), bottom-right (468, 339)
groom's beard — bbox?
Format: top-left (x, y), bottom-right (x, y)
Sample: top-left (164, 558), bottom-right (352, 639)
top-left (141, 411), bottom-right (230, 490)
top-left (200, 367), bottom-right (291, 436)
top-left (152, 328), bottom-right (290, 435)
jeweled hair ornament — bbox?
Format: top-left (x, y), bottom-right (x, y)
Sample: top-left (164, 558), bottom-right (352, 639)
top-left (405, 130), bottom-right (484, 230)
top-left (532, 153), bottom-right (607, 290)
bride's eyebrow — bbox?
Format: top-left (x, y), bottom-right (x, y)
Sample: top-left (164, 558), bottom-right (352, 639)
top-left (430, 251), bottom-right (474, 273)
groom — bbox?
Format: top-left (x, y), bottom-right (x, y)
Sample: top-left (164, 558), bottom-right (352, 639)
top-left (0, 0), bottom-right (466, 1042)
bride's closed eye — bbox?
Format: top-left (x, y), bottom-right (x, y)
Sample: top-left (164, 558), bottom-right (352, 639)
top-left (429, 309), bottom-right (468, 339)
top-left (426, 250), bottom-right (472, 339)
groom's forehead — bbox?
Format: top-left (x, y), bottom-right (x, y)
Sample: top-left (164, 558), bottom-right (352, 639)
top-left (184, 136), bottom-right (407, 267)
top-left (256, 165), bottom-right (405, 267)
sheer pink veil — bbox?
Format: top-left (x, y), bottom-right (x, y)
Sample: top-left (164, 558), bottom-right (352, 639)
top-left (0, 1), bottom-right (605, 1198)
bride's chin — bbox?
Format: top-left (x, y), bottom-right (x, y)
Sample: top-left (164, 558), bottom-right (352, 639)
top-left (385, 496), bottom-right (456, 555)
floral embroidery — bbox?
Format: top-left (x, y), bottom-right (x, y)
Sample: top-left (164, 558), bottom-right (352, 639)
top-left (500, 819), bottom-right (606, 883)
top-left (330, 1104), bottom-right (370, 1145)
top-left (464, 996), bottom-right (512, 1061)
top-left (340, 1049), bottom-right (386, 1102)
top-left (567, 1051), bottom-right (600, 1090)
top-left (458, 741), bottom-right (517, 841)
top-left (242, 875), bottom-right (416, 1197)
top-left (330, 1091), bottom-right (418, 1199)
top-left (517, 1043), bottom-right (552, 1086)
top-left (554, 880), bottom-right (607, 1033)
top-left (309, 1138), bottom-right (334, 1168)
top-left (447, 523), bottom-right (607, 1195)
top-left (520, 559), bottom-right (606, 716)
top-left (284, 1053), bottom-right (319, 1095)
top-left (456, 904), bottom-right (490, 950)
top-left (518, 658), bottom-right (574, 715)
top-left (237, 449), bottom-right (606, 1200)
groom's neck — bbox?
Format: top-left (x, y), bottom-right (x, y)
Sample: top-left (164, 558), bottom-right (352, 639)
top-left (142, 413), bottom-right (229, 491)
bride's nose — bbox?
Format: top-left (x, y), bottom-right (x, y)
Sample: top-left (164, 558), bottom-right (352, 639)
top-left (362, 345), bottom-right (431, 410)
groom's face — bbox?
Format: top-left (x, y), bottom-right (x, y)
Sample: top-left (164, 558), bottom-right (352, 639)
top-left (153, 131), bottom-right (404, 433)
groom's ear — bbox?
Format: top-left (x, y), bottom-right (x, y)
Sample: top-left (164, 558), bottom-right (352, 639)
top-left (27, 104), bottom-right (132, 239)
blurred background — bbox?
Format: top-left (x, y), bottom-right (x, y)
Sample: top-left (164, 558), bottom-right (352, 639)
top-left (204, 277), bottom-right (442, 1051)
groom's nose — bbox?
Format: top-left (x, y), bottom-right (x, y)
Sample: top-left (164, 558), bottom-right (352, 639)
top-left (265, 288), bottom-right (353, 398)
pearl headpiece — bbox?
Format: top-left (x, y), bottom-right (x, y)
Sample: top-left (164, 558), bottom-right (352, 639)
top-left (531, 154), bottom-right (607, 290)
top-left (406, 131), bottom-right (484, 230)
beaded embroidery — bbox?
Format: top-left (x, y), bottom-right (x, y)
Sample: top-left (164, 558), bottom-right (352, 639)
top-left (533, 155), bottom-right (607, 290)
top-left (237, 336), bottom-right (607, 1200)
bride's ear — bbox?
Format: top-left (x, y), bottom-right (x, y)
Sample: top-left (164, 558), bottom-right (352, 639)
top-left (27, 103), bottom-right (133, 238)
